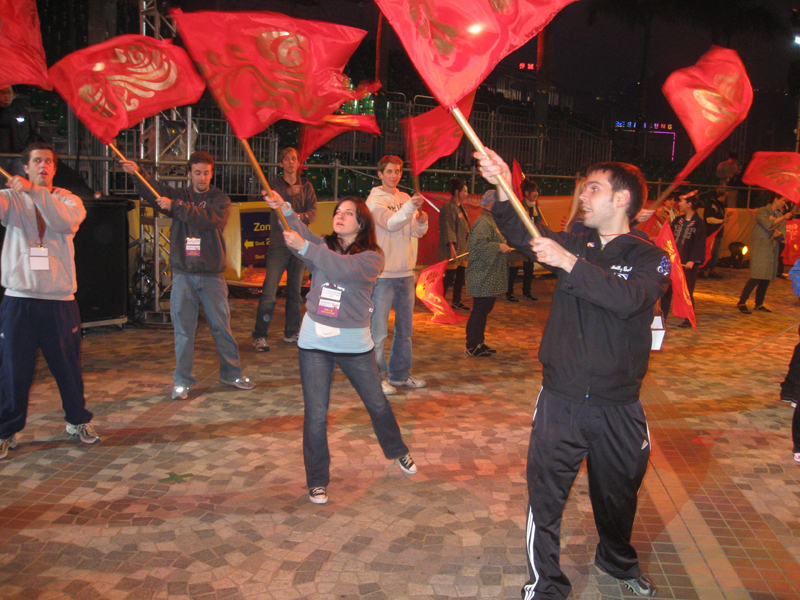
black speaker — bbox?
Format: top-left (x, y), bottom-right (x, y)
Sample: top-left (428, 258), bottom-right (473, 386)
top-left (73, 198), bottom-right (132, 326)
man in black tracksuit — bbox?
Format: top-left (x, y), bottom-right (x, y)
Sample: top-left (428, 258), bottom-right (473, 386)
top-left (476, 149), bottom-right (670, 599)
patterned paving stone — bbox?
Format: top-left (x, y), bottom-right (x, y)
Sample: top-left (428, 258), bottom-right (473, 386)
top-left (1, 268), bottom-right (800, 599)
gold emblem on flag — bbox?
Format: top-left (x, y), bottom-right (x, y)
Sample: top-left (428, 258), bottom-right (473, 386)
top-left (692, 73), bottom-right (744, 138)
top-left (78, 42), bottom-right (179, 118)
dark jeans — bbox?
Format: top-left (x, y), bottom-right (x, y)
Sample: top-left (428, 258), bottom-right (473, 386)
top-left (661, 264), bottom-right (698, 319)
top-left (738, 278), bottom-right (770, 307)
top-left (0, 297), bottom-right (93, 438)
top-left (298, 348), bottom-right (409, 488)
top-left (465, 296), bottom-right (496, 349)
top-left (508, 261), bottom-right (534, 296)
top-left (253, 245), bottom-right (305, 339)
top-left (443, 265), bottom-right (465, 305)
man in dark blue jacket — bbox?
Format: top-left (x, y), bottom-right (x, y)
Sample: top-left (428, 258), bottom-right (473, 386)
top-left (121, 152), bottom-right (254, 400)
top-left (476, 149), bottom-right (670, 599)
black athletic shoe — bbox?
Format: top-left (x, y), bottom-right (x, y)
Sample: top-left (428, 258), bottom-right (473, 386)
top-left (465, 346), bottom-right (492, 357)
top-left (753, 305), bottom-right (772, 313)
top-left (478, 343), bottom-right (497, 354)
top-left (598, 566), bottom-right (657, 599)
top-left (506, 294), bottom-right (519, 302)
top-left (522, 293), bottom-right (537, 301)
top-left (737, 304), bottom-right (752, 314)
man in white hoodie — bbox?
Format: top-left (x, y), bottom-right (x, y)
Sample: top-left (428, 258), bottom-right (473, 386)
top-left (0, 142), bottom-right (100, 460)
top-left (366, 156), bottom-right (429, 396)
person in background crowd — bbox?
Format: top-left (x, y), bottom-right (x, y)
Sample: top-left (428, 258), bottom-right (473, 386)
top-left (465, 190), bottom-right (512, 357)
top-left (252, 147), bottom-right (317, 352)
top-left (439, 177), bottom-right (470, 311)
top-left (699, 189), bottom-right (727, 279)
top-left (737, 195), bottom-right (792, 314)
top-left (661, 194), bottom-right (706, 328)
top-left (366, 156), bottom-right (429, 397)
top-left (507, 178), bottom-right (541, 301)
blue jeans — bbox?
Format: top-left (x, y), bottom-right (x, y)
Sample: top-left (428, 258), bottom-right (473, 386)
top-left (298, 348), bottom-right (409, 488)
top-left (253, 244), bottom-right (305, 339)
top-left (370, 276), bottom-right (415, 381)
top-left (0, 297), bottom-right (93, 438)
top-left (171, 273), bottom-right (242, 387)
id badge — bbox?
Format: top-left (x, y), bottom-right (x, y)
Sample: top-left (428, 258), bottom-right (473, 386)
top-left (317, 283), bottom-right (342, 318)
top-left (186, 237), bottom-right (201, 257)
top-left (30, 247), bottom-right (49, 271)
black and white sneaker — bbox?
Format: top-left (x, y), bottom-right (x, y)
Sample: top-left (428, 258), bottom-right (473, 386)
top-left (308, 487), bottom-right (328, 504)
top-left (465, 346), bottom-right (492, 357)
top-left (397, 453), bottom-right (418, 475)
top-left (620, 574), bottom-right (657, 598)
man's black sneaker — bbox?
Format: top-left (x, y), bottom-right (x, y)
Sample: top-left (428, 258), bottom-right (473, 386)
top-left (597, 565), bottom-right (657, 598)
top-left (621, 574), bottom-right (657, 598)
top-left (478, 343), bottom-right (497, 354)
top-left (506, 294), bottom-right (519, 302)
top-left (465, 346), bottom-right (492, 357)
top-left (522, 293), bottom-right (537, 300)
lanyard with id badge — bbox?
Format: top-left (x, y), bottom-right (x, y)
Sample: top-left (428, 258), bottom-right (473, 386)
top-left (30, 206), bottom-right (49, 271)
top-left (318, 282), bottom-right (343, 318)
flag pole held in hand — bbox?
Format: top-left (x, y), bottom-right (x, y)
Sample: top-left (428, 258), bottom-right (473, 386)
top-left (450, 106), bottom-right (540, 239)
top-left (108, 142), bottom-right (161, 200)
top-left (238, 138), bottom-right (292, 233)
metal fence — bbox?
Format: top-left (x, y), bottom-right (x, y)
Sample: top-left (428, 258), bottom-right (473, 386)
top-left (65, 99), bottom-right (613, 200)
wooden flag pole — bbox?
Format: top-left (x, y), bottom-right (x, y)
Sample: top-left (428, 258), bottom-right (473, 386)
top-left (0, 165), bottom-right (12, 181)
top-left (238, 138), bottom-right (291, 232)
top-left (108, 142), bottom-right (162, 199)
top-left (450, 107), bottom-right (541, 239)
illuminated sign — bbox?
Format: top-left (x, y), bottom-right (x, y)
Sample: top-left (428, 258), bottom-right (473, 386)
top-left (518, 63), bottom-right (537, 71)
top-left (614, 121), bottom-right (673, 130)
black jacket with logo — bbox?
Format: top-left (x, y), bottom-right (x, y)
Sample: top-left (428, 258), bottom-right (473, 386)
top-left (492, 201), bottom-right (670, 405)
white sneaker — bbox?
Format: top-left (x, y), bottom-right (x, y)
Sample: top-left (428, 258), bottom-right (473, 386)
top-left (388, 375), bottom-right (427, 389)
top-left (381, 380), bottom-right (396, 396)
top-left (172, 385), bottom-right (189, 400)
top-left (219, 376), bottom-right (255, 390)
top-left (66, 423), bottom-right (100, 444)
top-left (283, 334), bottom-right (299, 343)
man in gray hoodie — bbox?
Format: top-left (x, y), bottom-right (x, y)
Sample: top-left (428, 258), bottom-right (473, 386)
top-left (0, 142), bottom-right (100, 459)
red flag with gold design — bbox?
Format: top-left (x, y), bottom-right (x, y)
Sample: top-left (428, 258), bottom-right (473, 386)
top-left (415, 260), bottom-right (469, 324)
top-left (663, 46), bottom-right (753, 186)
top-left (654, 219), bottom-right (696, 329)
top-left (0, 0), bottom-right (52, 90)
top-left (48, 35), bottom-right (205, 144)
top-left (375, 0), bottom-right (578, 108)
top-left (741, 152), bottom-right (800, 204)
top-left (298, 114), bottom-right (381, 165)
top-left (171, 9), bottom-right (379, 139)
top-left (402, 90), bottom-right (475, 176)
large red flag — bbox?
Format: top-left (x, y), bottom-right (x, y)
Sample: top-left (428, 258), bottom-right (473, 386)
top-left (663, 46), bottom-right (752, 185)
top-left (171, 9), bottom-right (379, 139)
top-left (402, 90), bottom-right (475, 176)
top-left (415, 260), bottom-right (469, 324)
top-left (375, 0), bottom-right (578, 108)
top-left (0, 0), bottom-right (52, 90)
top-left (742, 152), bottom-right (800, 204)
top-left (298, 114), bottom-right (381, 165)
top-left (655, 221), bottom-right (696, 329)
top-left (48, 35), bottom-right (205, 145)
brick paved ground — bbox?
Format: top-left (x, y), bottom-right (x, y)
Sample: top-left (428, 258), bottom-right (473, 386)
top-left (1, 266), bottom-right (799, 600)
